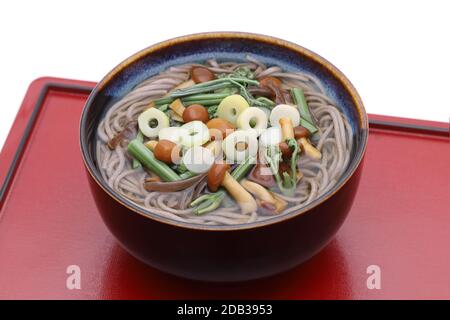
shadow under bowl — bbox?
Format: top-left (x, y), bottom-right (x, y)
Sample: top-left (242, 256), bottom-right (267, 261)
top-left (80, 32), bottom-right (368, 282)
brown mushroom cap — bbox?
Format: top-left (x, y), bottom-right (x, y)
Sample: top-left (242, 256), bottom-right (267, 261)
top-left (191, 67), bottom-right (215, 84)
top-left (294, 126), bottom-right (311, 139)
top-left (279, 141), bottom-right (293, 159)
top-left (183, 104), bottom-right (209, 123)
top-left (259, 76), bottom-right (282, 88)
top-left (154, 140), bottom-right (179, 164)
top-left (206, 118), bottom-right (235, 140)
top-left (207, 163), bottom-right (230, 192)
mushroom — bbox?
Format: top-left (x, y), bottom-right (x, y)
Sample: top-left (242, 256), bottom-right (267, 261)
top-left (240, 179), bottom-right (275, 203)
top-left (294, 126), bottom-right (311, 139)
top-left (191, 67), bottom-right (215, 83)
top-left (248, 162), bottom-right (276, 188)
top-left (183, 104), bottom-right (209, 123)
top-left (248, 87), bottom-right (273, 98)
top-left (278, 160), bottom-right (304, 183)
top-left (240, 179), bottom-right (287, 214)
top-left (259, 77), bottom-right (292, 104)
top-left (153, 140), bottom-right (182, 164)
top-left (298, 137), bottom-right (322, 160)
top-left (277, 117), bottom-right (296, 159)
top-left (169, 99), bottom-right (210, 124)
top-left (207, 118), bottom-right (235, 141)
top-left (144, 140), bottom-right (158, 151)
top-left (279, 117), bottom-right (295, 140)
top-left (204, 140), bottom-right (222, 159)
top-left (270, 105), bottom-right (300, 128)
top-left (207, 163), bottom-right (257, 214)
top-left (207, 163), bottom-right (230, 192)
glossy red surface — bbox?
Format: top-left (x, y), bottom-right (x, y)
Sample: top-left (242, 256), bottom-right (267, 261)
top-left (1, 78), bottom-right (449, 299)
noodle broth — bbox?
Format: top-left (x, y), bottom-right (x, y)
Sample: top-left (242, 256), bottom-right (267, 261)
top-left (95, 58), bottom-right (353, 226)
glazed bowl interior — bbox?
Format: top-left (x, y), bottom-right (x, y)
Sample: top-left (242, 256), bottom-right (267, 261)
top-left (80, 32), bottom-right (368, 231)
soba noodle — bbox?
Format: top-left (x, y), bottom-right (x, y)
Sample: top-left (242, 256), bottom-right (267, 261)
top-left (96, 56), bottom-right (353, 225)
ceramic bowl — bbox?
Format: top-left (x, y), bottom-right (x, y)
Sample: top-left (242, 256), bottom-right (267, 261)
top-left (80, 32), bottom-right (368, 282)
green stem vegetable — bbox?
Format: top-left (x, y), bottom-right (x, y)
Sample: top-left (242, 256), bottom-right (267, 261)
top-left (190, 156), bottom-right (256, 215)
top-left (154, 93), bottom-right (229, 107)
top-left (132, 131), bottom-right (144, 169)
top-left (291, 88), bottom-right (318, 134)
top-left (228, 78), bottom-right (275, 109)
top-left (182, 93), bottom-right (229, 102)
top-left (264, 139), bottom-right (300, 197)
top-left (179, 171), bottom-right (196, 179)
top-left (154, 78), bottom-right (259, 106)
top-left (128, 139), bottom-right (181, 181)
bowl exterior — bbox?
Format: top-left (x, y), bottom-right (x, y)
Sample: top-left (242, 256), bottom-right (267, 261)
top-left (86, 159), bottom-right (363, 282)
top-left (80, 32), bottom-right (368, 282)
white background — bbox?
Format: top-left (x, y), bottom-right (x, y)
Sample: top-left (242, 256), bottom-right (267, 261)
top-left (1, 0), bottom-right (449, 149)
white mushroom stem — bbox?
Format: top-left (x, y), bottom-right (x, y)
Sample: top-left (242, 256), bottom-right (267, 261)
top-left (271, 192), bottom-right (288, 213)
top-left (241, 179), bottom-right (288, 213)
top-left (298, 137), bottom-right (322, 160)
top-left (221, 172), bottom-right (257, 214)
top-left (240, 179), bottom-right (276, 204)
top-left (144, 140), bottom-right (158, 151)
top-left (279, 117), bottom-right (294, 140)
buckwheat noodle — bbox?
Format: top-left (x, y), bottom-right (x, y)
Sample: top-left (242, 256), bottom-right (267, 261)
top-left (96, 57), bottom-right (353, 225)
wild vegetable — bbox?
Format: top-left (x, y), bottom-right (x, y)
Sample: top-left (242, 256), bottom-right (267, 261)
top-left (153, 78), bottom-right (259, 106)
top-left (263, 140), bottom-right (299, 197)
top-left (190, 156), bottom-right (256, 215)
top-left (132, 131), bottom-right (144, 169)
top-left (128, 139), bottom-right (181, 182)
top-left (291, 88), bottom-right (318, 134)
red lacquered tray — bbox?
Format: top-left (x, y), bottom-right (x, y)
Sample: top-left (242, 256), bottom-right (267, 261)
top-left (1, 77), bottom-right (449, 300)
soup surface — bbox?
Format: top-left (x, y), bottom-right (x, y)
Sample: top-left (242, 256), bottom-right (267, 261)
top-left (96, 57), bottom-right (353, 225)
